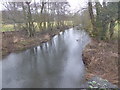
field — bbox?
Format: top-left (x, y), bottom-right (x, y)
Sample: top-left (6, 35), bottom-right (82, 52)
top-left (1, 24), bottom-right (14, 32)
top-left (1, 21), bottom-right (73, 32)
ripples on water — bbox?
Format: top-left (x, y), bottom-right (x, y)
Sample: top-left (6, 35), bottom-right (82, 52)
top-left (1, 28), bottom-right (90, 88)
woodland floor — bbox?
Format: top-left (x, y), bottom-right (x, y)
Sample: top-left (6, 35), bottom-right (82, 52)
top-left (83, 38), bottom-right (119, 86)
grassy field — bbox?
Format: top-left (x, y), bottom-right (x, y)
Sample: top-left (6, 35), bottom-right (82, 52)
top-left (1, 24), bottom-right (14, 32)
top-left (1, 21), bottom-right (73, 32)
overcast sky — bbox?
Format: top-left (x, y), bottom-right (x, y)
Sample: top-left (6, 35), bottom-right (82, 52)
top-left (0, 0), bottom-right (104, 11)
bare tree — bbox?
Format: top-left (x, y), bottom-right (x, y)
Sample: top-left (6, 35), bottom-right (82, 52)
top-left (25, 2), bottom-right (35, 37)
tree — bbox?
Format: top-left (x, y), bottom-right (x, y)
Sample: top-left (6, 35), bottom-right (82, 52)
top-left (107, 2), bottom-right (118, 38)
top-left (3, 2), bottom-right (22, 30)
top-left (95, 1), bottom-right (102, 37)
top-left (2, 0), bottom-right (72, 34)
top-left (88, 0), bottom-right (97, 35)
top-left (25, 2), bottom-right (35, 37)
top-left (87, 0), bottom-right (119, 40)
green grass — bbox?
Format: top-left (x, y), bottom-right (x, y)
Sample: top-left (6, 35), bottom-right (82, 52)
top-left (1, 21), bottom-right (73, 32)
top-left (1, 24), bottom-right (14, 32)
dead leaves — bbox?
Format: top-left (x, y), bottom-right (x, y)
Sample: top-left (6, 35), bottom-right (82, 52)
top-left (83, 38), bottom-right (118, 85)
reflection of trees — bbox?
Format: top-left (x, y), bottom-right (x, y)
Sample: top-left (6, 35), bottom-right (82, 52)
top-left (19, 32), bottom-right (70, 87)
top-left (29, 48), bottom-right (37, 72)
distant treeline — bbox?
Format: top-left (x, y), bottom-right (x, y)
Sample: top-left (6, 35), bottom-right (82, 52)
top-left (2, 0), bottom-right (73, 37)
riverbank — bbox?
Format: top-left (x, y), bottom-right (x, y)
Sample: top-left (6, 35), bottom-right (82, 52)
top-left (83, 38), bottom-right (118, 86)
top-left (1, 26), bottom-right (69, 58)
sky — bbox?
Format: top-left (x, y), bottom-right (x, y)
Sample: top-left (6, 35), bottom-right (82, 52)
top-left (68, 0), bottom-right (87, 11)
top-left (0, 0), bottom-right (88, 11)
top-left (0, 0), bottom-right (109, 11)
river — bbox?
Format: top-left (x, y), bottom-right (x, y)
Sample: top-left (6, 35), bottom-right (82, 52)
top-left (1, 28), bottom-right (90, 88)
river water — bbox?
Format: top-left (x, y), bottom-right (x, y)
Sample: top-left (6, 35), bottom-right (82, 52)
top-left (1, 28), bottom-right (90, 88)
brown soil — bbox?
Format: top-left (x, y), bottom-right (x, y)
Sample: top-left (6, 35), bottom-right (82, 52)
top-left (1, 27), bottom-right (68, 58)
top-left (83, 38), bottom-right (118, 86)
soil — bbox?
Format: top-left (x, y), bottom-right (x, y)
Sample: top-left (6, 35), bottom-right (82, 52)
top-left (83, 38), bottom-right (118, 86)
top-left (1, 26), bottom-right (69, 58)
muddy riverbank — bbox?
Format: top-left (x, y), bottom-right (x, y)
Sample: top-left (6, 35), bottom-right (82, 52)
top-left (83, 38), bottom-right (118, 86)
top-left (2, 26), bottom-right (69, 58)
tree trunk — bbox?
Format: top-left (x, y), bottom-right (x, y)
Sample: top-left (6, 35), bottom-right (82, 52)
top-left (100, 1), bottom-right (109, 40)
top-left (37, 1), bottom-right (45, 30)
top-left (100, 21), bottom-right (109, 40)
top-left (21, 2), bottom-right (28, 33)
top-left (26, 2), bottom-right (34, 37)
top-left (88, 1), bottom-right (96, 34)
top-left (109, 20), bottom-right (115, 39)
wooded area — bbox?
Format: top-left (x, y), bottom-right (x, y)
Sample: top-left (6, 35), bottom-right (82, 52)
top-left (1, 0), bottom-right (119, 40)
top-left (88, 1), bottom-right (119, 40)
top-left (1, 0), bottom-right (120, 88)
top-left (2, 0), bottom-right (73, 36)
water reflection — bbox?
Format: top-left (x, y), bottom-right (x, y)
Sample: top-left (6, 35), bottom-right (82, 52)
top-left (2, 28), bottom-right (90, 88)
